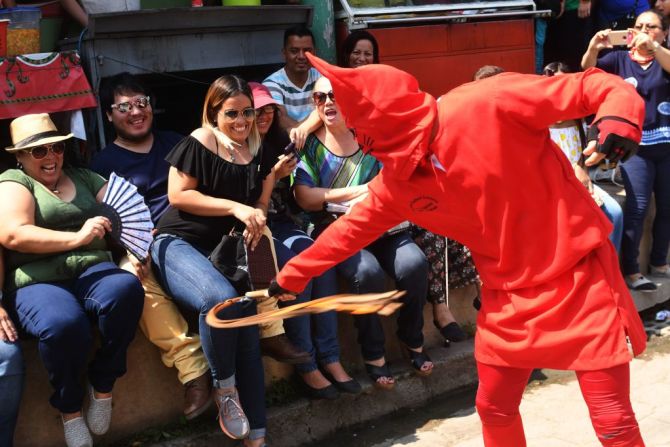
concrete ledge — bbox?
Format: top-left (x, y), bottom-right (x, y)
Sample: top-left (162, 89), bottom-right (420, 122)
top-left (147, 340), bottom-right (477, 447)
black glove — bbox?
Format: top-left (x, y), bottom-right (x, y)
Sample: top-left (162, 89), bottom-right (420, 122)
top-left (267, 278), bottom-right (297, 297)
top-left (587, 116), bottom-right (640, 163)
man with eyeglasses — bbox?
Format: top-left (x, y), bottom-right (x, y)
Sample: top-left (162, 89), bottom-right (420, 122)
top-left (262, 25), bottom-right (321, 132)
top-left (90, 72), bottom-right (214, 421)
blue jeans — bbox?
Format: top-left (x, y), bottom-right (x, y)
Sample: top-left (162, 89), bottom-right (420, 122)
top-left (151, 234), bottom-right (266, 432)
top-left (595, 185), bottom-right (624, 253)
top-left (270, 219), bottom-right (340, 374)
top-left (620, 145), bottom-right (670, 275)
top-left (0, 341), bottom-right (23, 447)
top-left (5, 262), bottom-right (143, 413)
top-left (314, 228), bottom-right (428, 361)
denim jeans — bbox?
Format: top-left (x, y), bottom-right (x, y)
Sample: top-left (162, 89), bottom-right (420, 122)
top-left (0, 341), bottom-right (23, 447)
top-left (313, 227), bottom-right (428, 361)
top-left (150, 234), bottom-right (266, 432)
top-left (595, 185), bottom-right (624, 253)
top-left (5, 262), bottom-right (143, 413)
top-left (620, 145), bottom-right (670, 275)
top-left (270, 219), bottom-right (340, 373)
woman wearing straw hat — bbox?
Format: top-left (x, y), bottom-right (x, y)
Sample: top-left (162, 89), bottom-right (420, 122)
top-left (0, 113), bottom-right (144, 447)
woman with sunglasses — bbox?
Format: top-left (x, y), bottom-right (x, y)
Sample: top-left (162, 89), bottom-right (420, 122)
top-left (582, 11), bottom-right (670, 291)
top-left (295, 32), bottom-right (471, 347)
top-left (150, 76), bottom-right (273, 447)
top-left (0, 113), bottom-right (144, 447)
top-left (250, 82), bottom-right (361, 399)
top-left (293, 77), bottom-right (431, 388)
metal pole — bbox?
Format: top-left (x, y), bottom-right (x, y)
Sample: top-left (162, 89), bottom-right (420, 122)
top-left (301, 0), bottom-right (336, 64)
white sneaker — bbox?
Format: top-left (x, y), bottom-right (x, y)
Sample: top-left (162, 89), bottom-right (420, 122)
top-left (86, 386), bottom-right (112, 435)
top-left (63, 416), bottom-right (92, 447)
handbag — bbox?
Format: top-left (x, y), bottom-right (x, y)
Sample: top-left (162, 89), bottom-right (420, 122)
top-left (208, 229), bottom-right (251, 295)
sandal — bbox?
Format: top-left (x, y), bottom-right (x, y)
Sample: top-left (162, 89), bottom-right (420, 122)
top-left (649, 265), bottom-right (670, 279)
top-left (433, 320), bottom-right (467, 343)
top-left (407, 349), bottom-right (433, 377)
top-left (625, 276), bottom-right (657, 291)
top-left (364, 362), bottom-right (395, 390)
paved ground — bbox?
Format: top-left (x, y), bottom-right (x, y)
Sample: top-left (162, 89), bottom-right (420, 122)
top-left (321, 319), bottom-right (670, 447)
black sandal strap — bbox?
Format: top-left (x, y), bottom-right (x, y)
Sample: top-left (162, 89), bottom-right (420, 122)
top-left (365, 362), bottom-right (393, 380)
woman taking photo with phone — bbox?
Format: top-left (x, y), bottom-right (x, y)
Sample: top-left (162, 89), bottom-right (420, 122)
top-left (582, 10), bottom-right (670, 291)
top-left (250, 82), bottom-right (360, 399)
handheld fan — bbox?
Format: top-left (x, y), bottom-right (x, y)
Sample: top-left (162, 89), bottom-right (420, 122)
top-left (98, 172), bottom-right (153, 263)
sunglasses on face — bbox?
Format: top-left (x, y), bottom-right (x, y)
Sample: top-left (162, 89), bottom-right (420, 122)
top-left (255, 105), bottom-right (276, 117)
top-left (25, 142), bottom-right (66, 159)
top-left (221, 107), bottom-right (256, 122)
top-left (111, 96), bottom-right (151, 113)
top-left (313, 91), bottom-right (335, 106)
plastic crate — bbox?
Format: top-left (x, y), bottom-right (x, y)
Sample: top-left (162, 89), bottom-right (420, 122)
top-left (0, 19), bottom-right (8, 57)
top-left (0, 7), bottom-right (42, 56)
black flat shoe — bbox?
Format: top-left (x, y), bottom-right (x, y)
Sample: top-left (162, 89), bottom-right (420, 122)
top-left (301, 381), bottom-right (339, 400)
top-left (434, 320), bottom-right (467, 343)
top-left (330, 378), bottom-right (362, 395)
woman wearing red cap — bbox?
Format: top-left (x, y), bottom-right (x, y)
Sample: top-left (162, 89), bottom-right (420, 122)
top-left (269, 54), bottom-right (648, 447)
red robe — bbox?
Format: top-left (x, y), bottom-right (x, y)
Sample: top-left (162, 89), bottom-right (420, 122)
top-left (277, 64), bottom-right (647, 371)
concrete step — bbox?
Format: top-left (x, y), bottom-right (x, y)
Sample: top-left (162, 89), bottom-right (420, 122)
top-left (147, 340), bottom-right (478, 447)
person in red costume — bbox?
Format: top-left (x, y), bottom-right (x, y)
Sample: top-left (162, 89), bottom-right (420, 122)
top-left (268, 54), bottom-right (648, 447)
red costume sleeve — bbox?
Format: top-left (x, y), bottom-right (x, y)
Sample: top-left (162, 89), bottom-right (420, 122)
top-left (276, 176), bottom-right (405, 293)
top-left (490, 68), bottom-right (643, 136)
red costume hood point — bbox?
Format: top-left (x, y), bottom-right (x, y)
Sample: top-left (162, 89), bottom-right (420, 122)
top-left (306, 53), bottom-right (437, 180)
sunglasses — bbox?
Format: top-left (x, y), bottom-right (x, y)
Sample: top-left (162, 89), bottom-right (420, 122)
top-left (313, 91), bottom-right (335, 106)
top-left (255, 105), bottom-right (276, 117)
top-left (221, 107), bottom-right (256, 122)
top-left (111, 96), bottom-right (151, 113)
top-left (25, 142), bottom-right (66, 159)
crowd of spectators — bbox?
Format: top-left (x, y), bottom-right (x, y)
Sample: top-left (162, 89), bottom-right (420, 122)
top-left (0, 11), bottom-right (667, 447)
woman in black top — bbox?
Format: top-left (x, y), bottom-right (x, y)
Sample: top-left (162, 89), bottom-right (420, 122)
top-left (151, 76), bottom-right (272, 446)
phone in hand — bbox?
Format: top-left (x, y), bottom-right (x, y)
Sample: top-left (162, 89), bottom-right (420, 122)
top-left (283, 142), bottom-right (300, 159)
top-left (608, 30), bottom-right (633, 47)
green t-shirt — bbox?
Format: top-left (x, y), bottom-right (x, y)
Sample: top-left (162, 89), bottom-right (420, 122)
top-left (0, 167), bottom-right (111, 291)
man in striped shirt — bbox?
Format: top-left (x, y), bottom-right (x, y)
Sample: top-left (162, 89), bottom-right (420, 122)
top-left (263, 25), bottom-right (321, 132)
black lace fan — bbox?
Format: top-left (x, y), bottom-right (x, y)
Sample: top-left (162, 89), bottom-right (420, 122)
top-left (98, 172), bottom-right (153, 263)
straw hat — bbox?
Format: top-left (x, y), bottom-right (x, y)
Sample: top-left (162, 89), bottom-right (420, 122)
top-left (5, 113), bottom-right (73, 153)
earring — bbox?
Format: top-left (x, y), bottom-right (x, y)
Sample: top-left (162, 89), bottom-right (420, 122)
top-left (16, 162), bottom-right (22, 170)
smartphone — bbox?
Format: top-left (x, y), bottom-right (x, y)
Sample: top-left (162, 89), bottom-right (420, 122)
top-left (608, 30), bottom-right (633, 47)
top-left (283, 141), bottom-right (300, 159)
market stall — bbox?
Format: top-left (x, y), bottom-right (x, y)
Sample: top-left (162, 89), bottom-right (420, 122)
top-left (335, 0), bottom-right (547, 95)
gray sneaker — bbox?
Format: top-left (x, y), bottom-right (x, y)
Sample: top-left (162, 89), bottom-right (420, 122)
top-left (214, 388), bottom-right (250, 439)
top-left (86, 386), bottom-right (112, 435)
top-left (62, 416), bottom-right (92, 447)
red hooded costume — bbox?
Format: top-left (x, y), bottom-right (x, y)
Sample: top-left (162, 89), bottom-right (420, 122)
top-left (276, 54), bottom-right (647, 371)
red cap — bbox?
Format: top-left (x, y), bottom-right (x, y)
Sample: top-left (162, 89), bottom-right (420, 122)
top-left (249, 82), bottom-right (278, 109)
top-left (305, 53), bottom-right (437, 180)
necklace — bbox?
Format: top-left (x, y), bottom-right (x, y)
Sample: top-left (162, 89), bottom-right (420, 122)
top-left (211, 127), bottom-right (245, 162)
top-left (50, 177), bottom-right (61, 194)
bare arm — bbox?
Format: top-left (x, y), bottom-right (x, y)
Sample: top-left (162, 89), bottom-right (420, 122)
top-left (581, 29), bottom-right (611, 69)
top-left (629, 32), bottom-right (670, 73)
top-left (0, 247), bottom-right (19, 342)
top-left (276, 105), bottom-right (301, 132)
top-left (289, 109), bottom-right (323, 149)
top-left (60, 0), bottom-right (88, 27)
top-left (0, 181), bottom-right (110, 253)
top-left (294, 183), bottom-right (369, 212)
